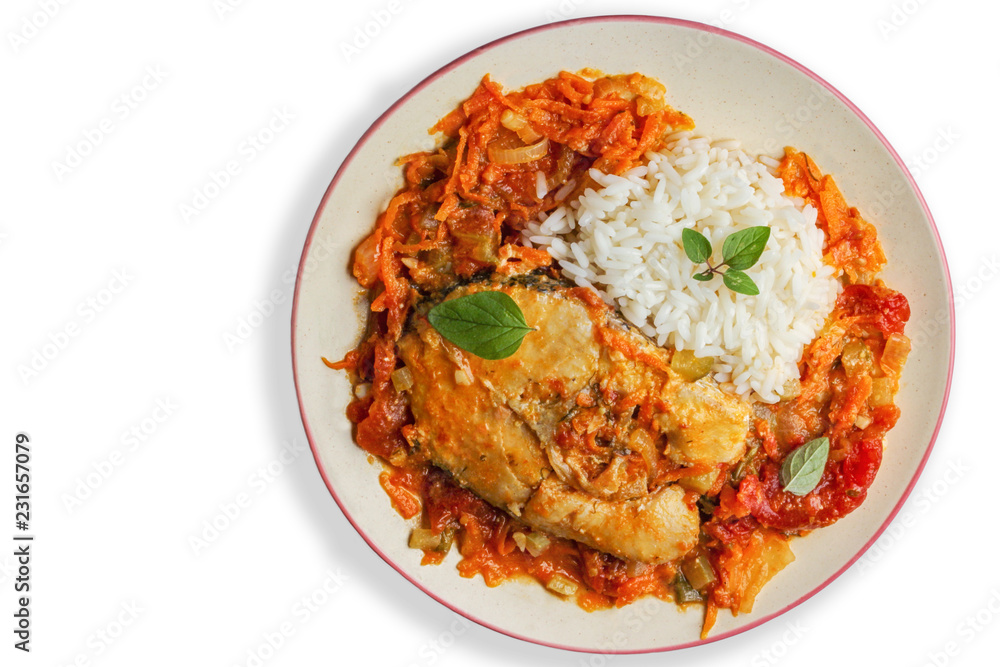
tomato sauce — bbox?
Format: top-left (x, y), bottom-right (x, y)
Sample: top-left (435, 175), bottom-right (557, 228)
top-left (332, 71), bottom-right (911, 635)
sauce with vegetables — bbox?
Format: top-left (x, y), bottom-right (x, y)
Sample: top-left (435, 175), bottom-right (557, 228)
top-left (327, 71), bottom-right (909, 637)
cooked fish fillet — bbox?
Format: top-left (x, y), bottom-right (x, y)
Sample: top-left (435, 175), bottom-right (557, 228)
top-left (522, 478), bottom-right (700, 564)
top-left (397, 275), bottom-right (751, 564)
top-left (398, 319), bottom-right (546, 512)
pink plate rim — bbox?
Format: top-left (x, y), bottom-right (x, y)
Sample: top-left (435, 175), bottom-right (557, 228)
top-left (291, 13), bottom-right (955, 655)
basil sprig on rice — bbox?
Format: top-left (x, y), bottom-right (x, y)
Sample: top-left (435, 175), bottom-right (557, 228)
top-left (682, 226), bottom-right (771, 296)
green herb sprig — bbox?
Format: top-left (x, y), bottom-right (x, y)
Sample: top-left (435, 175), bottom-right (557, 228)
top-left (427, 291), bottom-right (534, 360)
top-left (780, 436), bottom-right (830, 496)
top-left (682, 226), bottom-right (771, 296)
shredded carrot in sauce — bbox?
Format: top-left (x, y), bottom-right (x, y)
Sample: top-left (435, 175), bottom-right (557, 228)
top-left (777, 148), bottom-right (886, 285)
top-left (328, 71), bottom-right (910, 638)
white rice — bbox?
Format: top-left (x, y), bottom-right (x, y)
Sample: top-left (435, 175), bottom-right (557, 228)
top-left (522, 131), bottom-right (841, 404)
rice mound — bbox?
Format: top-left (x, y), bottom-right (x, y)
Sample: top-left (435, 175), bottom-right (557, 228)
top-left (523, 131), bottom-right (841, 403)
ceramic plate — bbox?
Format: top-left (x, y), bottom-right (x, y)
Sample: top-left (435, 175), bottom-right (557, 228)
top-left (292, 15), bottom-right (953, 653)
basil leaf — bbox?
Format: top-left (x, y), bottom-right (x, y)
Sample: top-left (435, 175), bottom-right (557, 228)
top-left (722, 269), bottom-right (759, 296)
top-left (692, 271), bottom-right (714, 282)
top-left (721, 226), bottom-right (770, 270)
top-left (682, 228), bottom-right (713, 264)
top-left (427, 291), bottom-right (533, 360)
top-left (780, 437), bottom-right (830, 496)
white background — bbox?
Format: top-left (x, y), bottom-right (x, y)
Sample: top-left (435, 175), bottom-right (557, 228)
top-left (1, 0), bottom-right (993, 666)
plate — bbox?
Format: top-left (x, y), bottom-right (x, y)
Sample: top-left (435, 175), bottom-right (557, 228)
top-left (292, 15), bottom-right (953, 653)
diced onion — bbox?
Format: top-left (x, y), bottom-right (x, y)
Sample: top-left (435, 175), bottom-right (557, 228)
top-left (512, 531), bottom-right (551, 556)
top-left (682, 553), bottom-right (717, 591)
top-left (388, 449), bottom-right (408, 467)
top-left (408, 528), bottom-right (454, 554)
top-left (841, 339), bottom-right (874, 379)
top-left (546, 574), bottom-right (578, 596)
top-left (525, 531), bottom-right (551, 557)
top-left (626, 560), bottom-right (651, 578)
top-left (870, 377), bottom-right (895, 406)
top-left (500, 108), bottom-right (525, 130)
top-left (679, 469), bottom-right (718, 495)
top-left (391, 367), bottom-right (414, 392)
top-left (354, 383), bottom-right (372, 398)
top-left (881, 333), bottom-right (911, 375)
top-left (636, 96), bottom-right (662, 117)
top-left (352, 234), bottom-right (380, 288)
top-left (454, 369), bottom-right (472, 386)
top-left (488, 137), bottom-right (549, 165)
top-left (674, 574), bottom-right (703, 603)
top-left (779, 377), bottom-right (802, 400)
top-left (409, 528), bottom-right (442, 551)
top-left (670, 349), bottom-right (715, 382)
top-left (500, 109), bottom-right (543, 143)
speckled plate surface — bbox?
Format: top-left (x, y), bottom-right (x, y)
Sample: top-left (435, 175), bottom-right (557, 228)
top-left (292, 15), bottom-right (953, 653)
